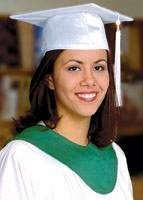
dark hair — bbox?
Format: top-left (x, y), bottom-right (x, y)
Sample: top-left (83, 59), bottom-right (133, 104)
top-left (14, 50), bottom-right (118, 147)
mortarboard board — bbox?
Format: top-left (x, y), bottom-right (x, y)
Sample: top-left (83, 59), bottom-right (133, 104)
top-left (10, 3), bottom-right (133, 106)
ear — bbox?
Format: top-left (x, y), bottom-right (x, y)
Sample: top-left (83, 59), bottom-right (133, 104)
top-left (45, 74), bottom-right (55, 90)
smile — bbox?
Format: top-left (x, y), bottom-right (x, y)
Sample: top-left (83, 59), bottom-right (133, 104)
top-left (75, 92), bottom-right (97, 102)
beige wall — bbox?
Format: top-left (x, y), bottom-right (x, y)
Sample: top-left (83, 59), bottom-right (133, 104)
top-left (0, 0), bottom-right (142, 18)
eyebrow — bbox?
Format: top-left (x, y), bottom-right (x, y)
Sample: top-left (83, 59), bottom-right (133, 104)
top-left (63, 58), bottom-right (107, 65)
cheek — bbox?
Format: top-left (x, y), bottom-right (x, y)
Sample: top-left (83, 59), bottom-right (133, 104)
top-left (98, 74), bottom-right (109, 91)
top-left (55, 75), bottom-right (79, 92)
top-left (105, 76), bottom-right (110, 89)
top-left (53, 77), bottom-right (72, 99)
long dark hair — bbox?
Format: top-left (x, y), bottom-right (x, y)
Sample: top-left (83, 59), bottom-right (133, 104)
top-left (14, 50), bottom-right (118, 147)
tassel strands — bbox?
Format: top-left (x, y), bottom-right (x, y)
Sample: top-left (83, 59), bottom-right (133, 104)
top-left (114, 14), bottom-right (122, 106)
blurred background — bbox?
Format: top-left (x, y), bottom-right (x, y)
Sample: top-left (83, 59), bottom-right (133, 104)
top-left (0, 0), bottom-right (143, 199)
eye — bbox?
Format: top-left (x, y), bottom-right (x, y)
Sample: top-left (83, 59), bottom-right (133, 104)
top-left (67, 66), bottom-right (80, 71)
top-left (94, 64), bottom-right (106, 71)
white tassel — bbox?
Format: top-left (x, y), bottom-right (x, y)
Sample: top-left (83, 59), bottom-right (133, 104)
top-left (114, 15), bottom-right (122, 106)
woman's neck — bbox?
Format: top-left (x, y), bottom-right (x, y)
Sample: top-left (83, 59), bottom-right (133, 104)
top-left (54, 114), bottom-right (91, 146)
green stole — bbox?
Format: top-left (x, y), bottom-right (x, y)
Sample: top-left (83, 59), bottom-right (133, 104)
top-left (15, 125), bottom-right (117, 194)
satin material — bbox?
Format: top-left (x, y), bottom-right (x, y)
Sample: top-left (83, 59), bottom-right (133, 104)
top-left (0, 141), bottom-right (133, 200)
top-left (42, 12), bottom-right (108, 53)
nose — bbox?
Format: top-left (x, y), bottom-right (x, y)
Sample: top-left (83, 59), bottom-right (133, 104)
top-left (80, 69), bottom-right (96, 87)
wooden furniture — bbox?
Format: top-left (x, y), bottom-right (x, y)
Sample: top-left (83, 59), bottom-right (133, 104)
top-left (0, 15), bottom-right (35, 148)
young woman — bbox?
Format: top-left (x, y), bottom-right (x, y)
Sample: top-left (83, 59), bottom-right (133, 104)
top-left (0, 3), bottom-right (134, 200)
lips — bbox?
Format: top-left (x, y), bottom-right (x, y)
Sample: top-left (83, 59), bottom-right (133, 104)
top-left (75, 92), bottom-right (97, 102)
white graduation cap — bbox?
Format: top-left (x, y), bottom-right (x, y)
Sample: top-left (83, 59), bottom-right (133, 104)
top-left (10, 3), bottom-right (133, 106)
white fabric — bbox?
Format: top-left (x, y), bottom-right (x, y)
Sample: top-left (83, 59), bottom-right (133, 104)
top-left (10, 3), bottom-right (133, 26)
top-left (10, 3), bottom-right (133, 54)
top-left (41, 13), bottom-right (108, 53)
top-left (10, 3), bottom-right (133, 108)
top-left (114, 18), bottom-right (122, 106)
top-left (0, 140), bottom-right (133, 200)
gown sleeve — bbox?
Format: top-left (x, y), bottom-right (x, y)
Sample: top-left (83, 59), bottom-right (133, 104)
top-left (113, 142), bottom-right (134, 198)
top-left (0, 141), bottom-right (35, 200)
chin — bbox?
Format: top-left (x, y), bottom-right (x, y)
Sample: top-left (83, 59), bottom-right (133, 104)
top-left (76, 108), bottom-right (99, 118)
top-left (75, 97), bottom-right (104, 116)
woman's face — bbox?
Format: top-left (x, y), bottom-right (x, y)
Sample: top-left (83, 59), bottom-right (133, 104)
top-left (48, 49), bottom-right (109, 119)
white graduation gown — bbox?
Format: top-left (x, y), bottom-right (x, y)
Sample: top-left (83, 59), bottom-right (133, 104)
top-left (0, 140), bottom-right (133, 200)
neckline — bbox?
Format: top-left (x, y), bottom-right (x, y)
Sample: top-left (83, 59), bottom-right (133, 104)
top-left (47, 127), bottom-right (92, 149)
top-left (37, 124), bottom-right (112, 151)
top-left (15, 125), bottom-right (118, 195)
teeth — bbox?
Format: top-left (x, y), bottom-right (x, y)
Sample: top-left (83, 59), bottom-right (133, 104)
top-left (77, 93), bottom-right (96, 98)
